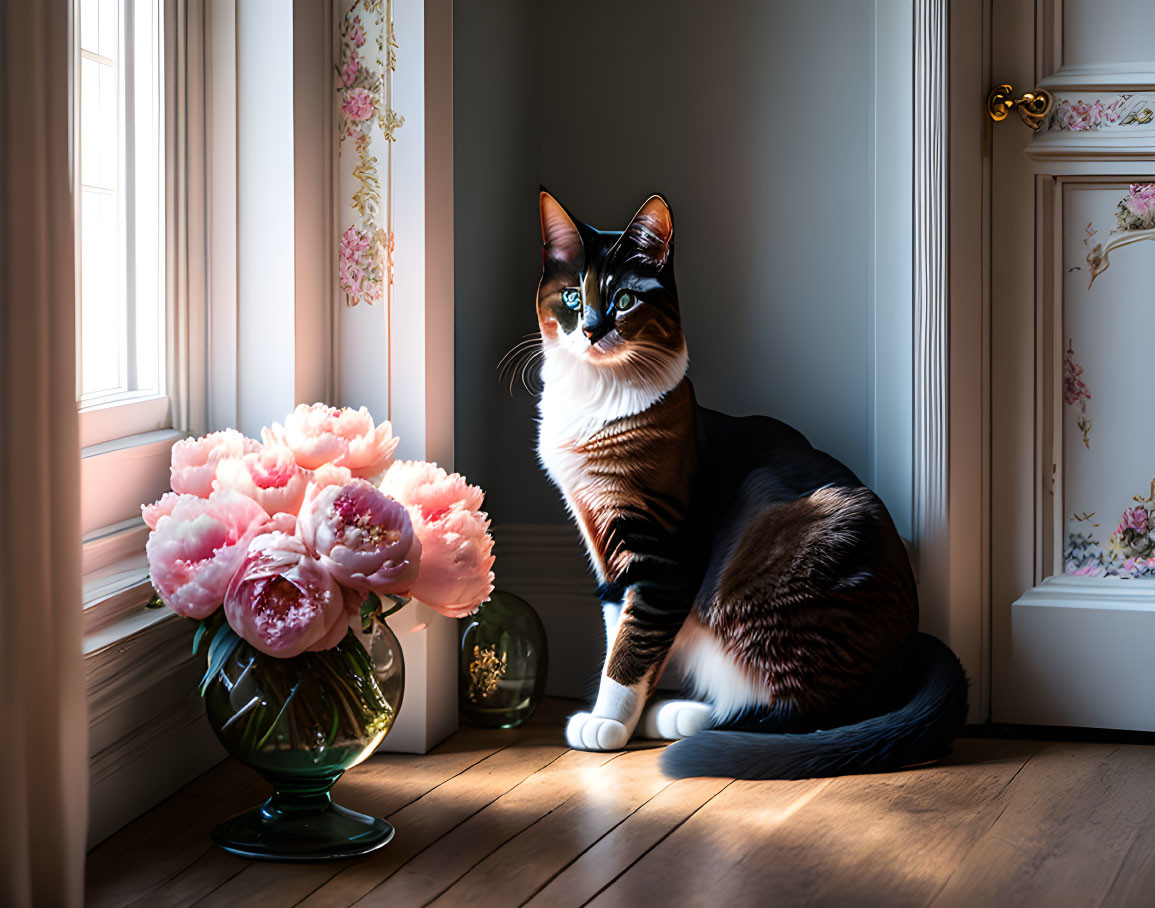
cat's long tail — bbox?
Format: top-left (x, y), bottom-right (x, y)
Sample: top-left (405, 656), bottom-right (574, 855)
top-left (659, 633), bottom-right (968, 781)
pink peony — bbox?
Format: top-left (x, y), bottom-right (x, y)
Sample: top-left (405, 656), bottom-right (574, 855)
top-left (297, 479), bottom-right (421, 596)
top-left (141, 491), bottom-right (182, 531)
top-left (265, 403), bottom-right (399, 480)
top-left (407, 506), bottom-right (495, 618)
top-left (170, 429), bottom-right (259, 498)
top-left (380, 460), bottom-right (485, 521)
top-left (342, 87), bottom-right (375, 122)
top-left (146, 491), bottom-right (269, 619)
top-left (213, 442), bottom-right (309, 517)
top-left (224, 531), bottom-right (349, 657)
top-left (310, 463), bottom-right (355, 488)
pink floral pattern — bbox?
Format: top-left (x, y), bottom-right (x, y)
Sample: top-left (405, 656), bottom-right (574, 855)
top-left (1065, 481), bottom-right (1155, 579)
top-left (1063, 339), bottom-right (1092, 448)
top-left (1116, 184), bottom-right (1155, 232)
top-left (1048, 93), bottom-right (1154, 133)
top-left (1085, 185), bottom-right (1155, 287)
top-left (336, 1), bottom-right (403, 308)
top-left (1052, 97), bottom-right (1125, 131)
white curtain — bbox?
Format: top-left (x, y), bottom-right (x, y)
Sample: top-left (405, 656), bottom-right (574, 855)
top-left (0, 1), bottom-right (89, 905)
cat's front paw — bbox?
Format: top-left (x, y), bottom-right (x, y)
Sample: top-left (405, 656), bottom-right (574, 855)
top-left (640, 699), bottom-right (712, 740)
top-left (566, 712), bottom-right (630, 751)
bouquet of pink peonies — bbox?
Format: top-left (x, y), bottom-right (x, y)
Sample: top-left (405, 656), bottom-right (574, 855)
top-left (143, 403), bottom-right (495, 676)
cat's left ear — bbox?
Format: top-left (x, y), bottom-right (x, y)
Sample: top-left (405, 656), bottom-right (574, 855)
top-left (623, 195), bottom-right (674, 267)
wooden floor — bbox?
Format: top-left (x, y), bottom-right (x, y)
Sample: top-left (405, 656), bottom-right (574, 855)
top-left (87, 699), bottom-right (1155, 907)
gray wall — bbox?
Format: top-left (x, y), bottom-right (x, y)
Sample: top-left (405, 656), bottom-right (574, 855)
top-left (454, 0), bottom-right (912, 533)
top-left (453, 3), bottom-right (914, 699)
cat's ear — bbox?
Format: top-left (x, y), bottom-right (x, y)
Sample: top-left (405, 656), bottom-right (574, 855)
top-left (540, 190), bottom-right (583, 267)
top-left (623, 194), bottom-right (674, 267)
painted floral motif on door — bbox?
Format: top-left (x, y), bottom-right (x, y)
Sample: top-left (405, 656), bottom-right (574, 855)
top-left (1063, 183), bottom-right (1155, 578)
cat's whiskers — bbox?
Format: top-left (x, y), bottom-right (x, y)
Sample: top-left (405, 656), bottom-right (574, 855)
top-left (497, 333), bottom-right (544, 396)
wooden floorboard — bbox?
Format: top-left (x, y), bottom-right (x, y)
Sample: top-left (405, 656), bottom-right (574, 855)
top-left (86, 699), bottom-right (1155, 908)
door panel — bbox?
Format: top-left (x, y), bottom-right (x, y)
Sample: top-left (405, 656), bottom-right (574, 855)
top-left (991, 0), bottom-right (1155, 727)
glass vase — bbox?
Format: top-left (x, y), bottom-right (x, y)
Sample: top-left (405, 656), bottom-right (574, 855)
top-left (459, 590), bottom-right (548, 728)
top-left (204, 627), bottom-right (402, 861)
top-left (355, 614), bottom-right (406, 749)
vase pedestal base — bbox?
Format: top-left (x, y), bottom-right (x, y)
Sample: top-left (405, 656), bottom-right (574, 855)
top-left (211, 798), bottom-right (395, 862)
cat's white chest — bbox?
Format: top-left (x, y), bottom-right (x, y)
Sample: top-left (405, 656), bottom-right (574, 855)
top-left (536, 343), bottom-right (689, 579)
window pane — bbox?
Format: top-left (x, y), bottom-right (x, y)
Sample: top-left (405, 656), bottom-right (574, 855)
top-left (77, 0), bottom-right (165, 407)
top-left (80, 0), bottom-right (99, 55)
top-left (97, 0), bottom-right (118, 60)
top-left (131, 0), bottom-right (163, 393)
top-left (81, 189), bottom-right (124, 396)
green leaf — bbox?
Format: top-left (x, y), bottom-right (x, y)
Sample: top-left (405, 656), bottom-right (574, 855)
top-left (360, 592), bottom-right (382, 633)
top-left (378, 594), bottom-right (410, 620)
top-left (191, 612), bottom-right (224, 656)
top-left (199, 625), bottom-right (241, 697)
top-left (145, 588), bottom-right (165, 609)
top-left (192, 619), bottom-right (210, 655)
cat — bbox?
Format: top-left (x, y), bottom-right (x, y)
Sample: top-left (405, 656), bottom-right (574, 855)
top-left (533, 189), bottom-right (968, 780)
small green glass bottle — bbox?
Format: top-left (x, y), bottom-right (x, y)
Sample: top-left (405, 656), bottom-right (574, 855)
top-left (459, 590), bottom-right (548, 728)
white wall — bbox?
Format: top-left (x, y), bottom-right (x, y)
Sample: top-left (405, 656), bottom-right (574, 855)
top-left (454, 0), bottom-right (914, 695)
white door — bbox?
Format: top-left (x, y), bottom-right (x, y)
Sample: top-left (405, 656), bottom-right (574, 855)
top-left (991, 0), bottom-right (1155, 728)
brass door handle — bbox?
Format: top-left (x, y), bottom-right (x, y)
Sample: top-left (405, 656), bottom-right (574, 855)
top-left (987, 83), bottom-right (1053, 131)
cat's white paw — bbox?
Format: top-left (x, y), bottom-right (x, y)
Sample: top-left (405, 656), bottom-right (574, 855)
top-left (566, 712), bottom-right (630, 751)
top-left (639, 699), bottom-right (712, 740)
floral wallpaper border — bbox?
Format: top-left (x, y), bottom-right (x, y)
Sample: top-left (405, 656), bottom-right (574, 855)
top-left (337, 0), bottom-right (403, 309)
top-left (1046, 92), bottom-right (1155, 133)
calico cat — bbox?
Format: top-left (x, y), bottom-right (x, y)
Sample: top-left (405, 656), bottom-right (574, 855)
top-left (533, 190), bottom-right (968, 780)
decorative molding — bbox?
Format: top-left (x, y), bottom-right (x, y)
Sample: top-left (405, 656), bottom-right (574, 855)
top-left (1015, 574), bottom-right (1155, 608)
top-left (911, 0), bottom-right (949, 628)
top-left (1039, 64), bottom-right (1155, 91)
top-left (1006, 575), bottom-right (1155, 730)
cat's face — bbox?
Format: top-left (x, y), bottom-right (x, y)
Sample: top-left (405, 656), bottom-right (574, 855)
top-left (536, 192), bottom-right (685, 377)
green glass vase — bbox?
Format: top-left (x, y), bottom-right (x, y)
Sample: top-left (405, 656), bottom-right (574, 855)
top-left (204, 626), bottom-right (402, 861)
top-left (459, 590), bottom-right (548, 728)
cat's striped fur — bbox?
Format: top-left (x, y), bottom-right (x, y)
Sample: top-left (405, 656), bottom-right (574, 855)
top-left (534, 191), bottom-right (967, 779)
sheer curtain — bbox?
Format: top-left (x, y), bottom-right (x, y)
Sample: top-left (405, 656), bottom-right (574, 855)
top-left (0, 0), bottom-right (88, 904)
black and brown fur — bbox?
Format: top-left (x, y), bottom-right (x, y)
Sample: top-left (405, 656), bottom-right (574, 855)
top-left (535, 191), bottom-right (967, 779)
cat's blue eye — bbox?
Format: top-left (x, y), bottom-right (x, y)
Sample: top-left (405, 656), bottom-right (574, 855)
top-left (614, 290), bottom-right (634, 311)
top-left (561, 289), bottom-right (581, 310)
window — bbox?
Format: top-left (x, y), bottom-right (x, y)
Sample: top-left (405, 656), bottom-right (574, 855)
top-left (77, 0), bottom-right (168, 445)
top-left (76, 0), bottom-right (175, 630)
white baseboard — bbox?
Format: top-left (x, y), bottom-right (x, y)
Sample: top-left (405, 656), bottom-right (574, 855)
top-left (491, 523), bottom-right (605, 700)
top-left (1002, 576), bottom-right (1155, 730)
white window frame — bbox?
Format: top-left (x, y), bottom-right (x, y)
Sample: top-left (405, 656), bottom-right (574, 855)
top-left (74, 0), bottom-right (195, 642)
